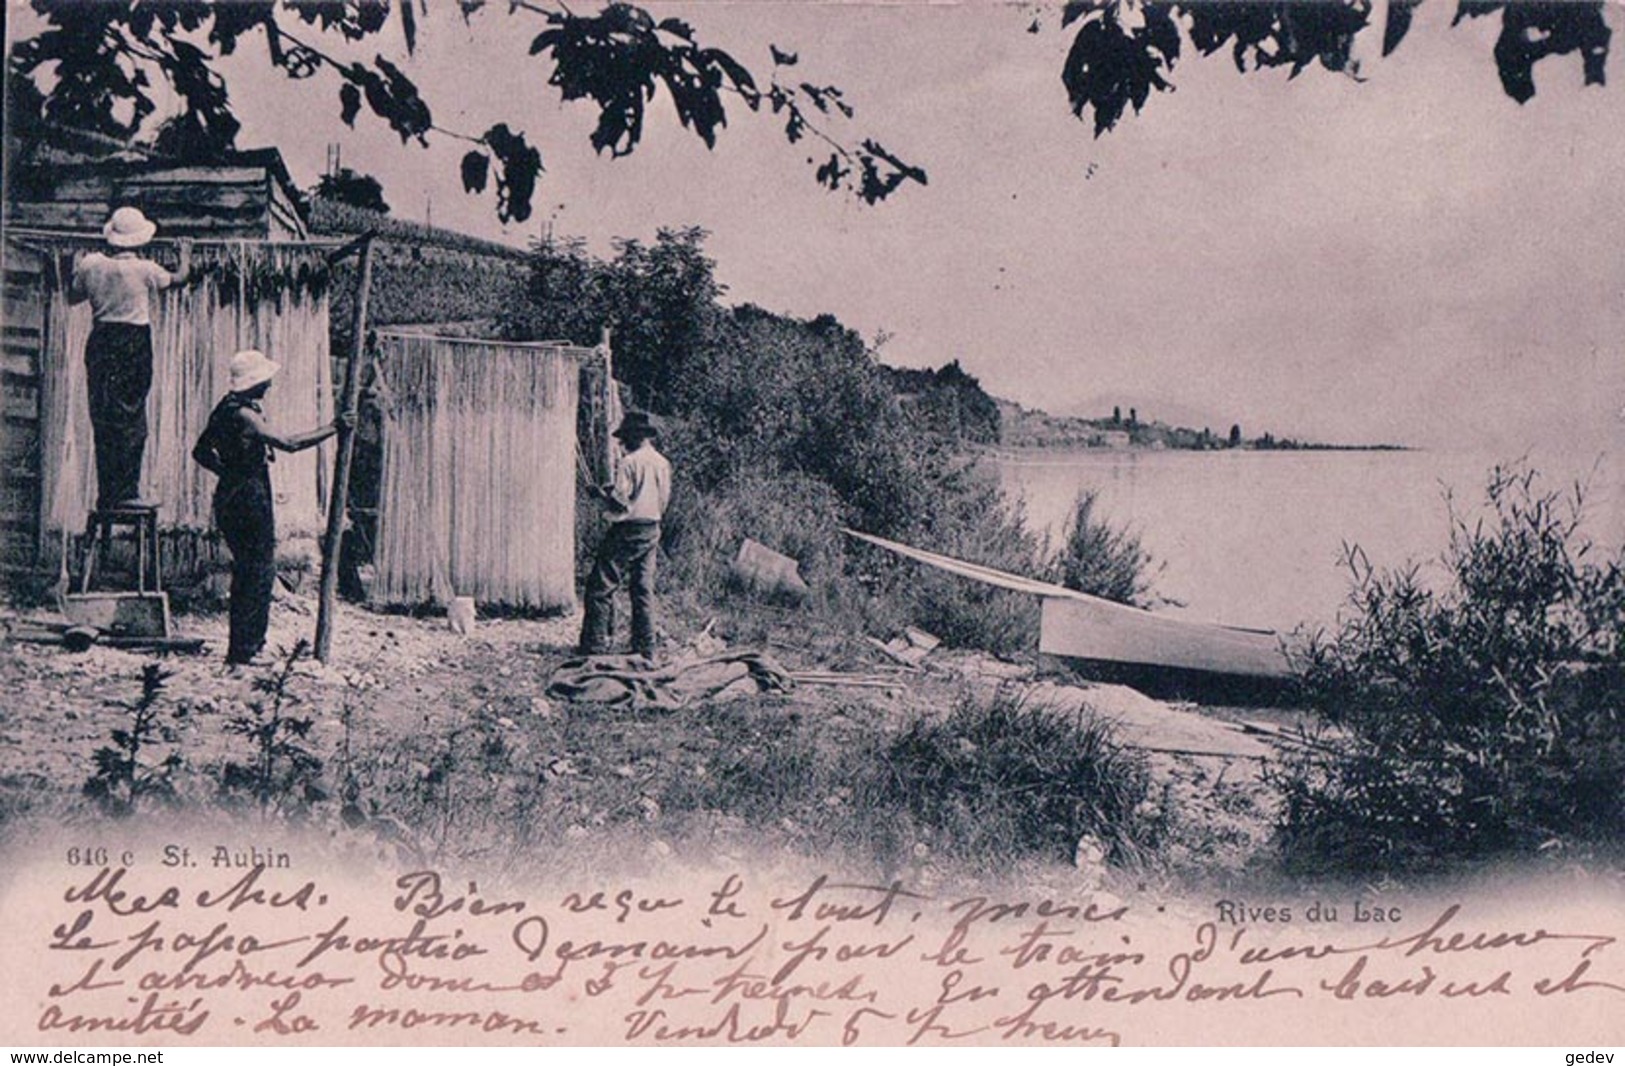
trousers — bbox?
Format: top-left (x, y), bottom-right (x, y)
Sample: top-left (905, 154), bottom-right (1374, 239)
top-left (579, 520), bottom-right (660, 655)
top-left (85, 323), bottom-right (153, 508)
top-left (215, 476), bottom-right (277, 664)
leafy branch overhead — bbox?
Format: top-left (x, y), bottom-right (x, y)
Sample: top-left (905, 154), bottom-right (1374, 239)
top-left (9, 0), bottom-right (928, 222)
top-left (1051, 0), bottom-right (1612, 136)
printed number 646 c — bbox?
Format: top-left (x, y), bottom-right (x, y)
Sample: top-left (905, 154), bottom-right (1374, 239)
top-left (67, 846), bottom-right (134, 866)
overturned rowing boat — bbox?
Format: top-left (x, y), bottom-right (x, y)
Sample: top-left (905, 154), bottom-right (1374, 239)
top-left (843, 529), bottom-right (1291, 681)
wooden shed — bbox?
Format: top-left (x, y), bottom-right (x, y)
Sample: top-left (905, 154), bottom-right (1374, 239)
top-left (370, 331), bottom-right (591, 611)
top-left (6, 148), bottom-right (308, 241)
top-left (2, 149), bottom-right (335, 585)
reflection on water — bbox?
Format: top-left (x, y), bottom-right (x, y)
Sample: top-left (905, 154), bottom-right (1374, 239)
top-left (996, 447), bottom-right (1623, 632)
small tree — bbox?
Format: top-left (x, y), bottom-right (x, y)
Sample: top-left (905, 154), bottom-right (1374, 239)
top-left (313, 167), bottom-right (391, 215)
top-left (1229, 424), bottom-right (1242, 448)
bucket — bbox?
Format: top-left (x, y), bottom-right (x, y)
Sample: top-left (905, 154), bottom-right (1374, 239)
top-left (730, 539), bottom-right (811, 601)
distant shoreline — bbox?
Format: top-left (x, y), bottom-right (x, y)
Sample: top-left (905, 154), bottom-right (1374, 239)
top-left (971, 441), bottom-right (1416, 460)
top-left (990, 398), bottom-right (1411, 455)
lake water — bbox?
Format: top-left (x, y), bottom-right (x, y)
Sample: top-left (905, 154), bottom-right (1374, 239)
top-left (996, 446), bottom-right (1624, 633)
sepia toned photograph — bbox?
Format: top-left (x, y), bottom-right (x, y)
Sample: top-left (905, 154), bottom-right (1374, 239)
top-left (1, 0), bottom-right (1622, 1048)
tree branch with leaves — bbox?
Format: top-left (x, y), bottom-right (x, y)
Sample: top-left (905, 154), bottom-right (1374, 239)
top-left (8, 0), bottom-right (929, 224)
top-left (1041, 0), bottom-right (1611, 137)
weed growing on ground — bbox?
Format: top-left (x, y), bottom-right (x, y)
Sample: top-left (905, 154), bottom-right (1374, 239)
top-left (83, 663), bottom-right (185, 817)
top-left (217, 641), bottom-right (326, 816)
top-left (1275, 465), bottom-right (1625, 871)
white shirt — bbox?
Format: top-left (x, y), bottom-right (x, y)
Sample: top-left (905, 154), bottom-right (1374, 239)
top-left (611, 443), bottom-right (672, 523)
top-left (69, 251), bottom-right (175, 326)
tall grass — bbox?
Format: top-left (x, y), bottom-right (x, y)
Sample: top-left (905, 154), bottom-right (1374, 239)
top-left (327, 680), bottom-right (1154, 876)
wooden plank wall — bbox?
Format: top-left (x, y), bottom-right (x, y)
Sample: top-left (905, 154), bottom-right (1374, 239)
top-left (265, 172), bottom-right (307, 241)
top-left (1, 237), bottom-right (334, 588)
top-left (7, 164), bottom-right (303, 240)
top-left (1, 246), bottom-right (45, 573)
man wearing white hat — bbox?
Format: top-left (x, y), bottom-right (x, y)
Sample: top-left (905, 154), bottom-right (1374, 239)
top-left (69, 206), bottom-right (191, 509)
top-left (192, 349), bottom-right (347, 667)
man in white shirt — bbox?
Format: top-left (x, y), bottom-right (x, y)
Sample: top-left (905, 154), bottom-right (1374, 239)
top-left (578, 411), bottom-right (672, 658)
top-left (69, 206), bottom-right (187, 509)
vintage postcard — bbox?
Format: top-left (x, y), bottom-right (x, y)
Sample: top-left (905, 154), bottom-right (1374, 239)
top-left (2, 0), bottom-right (1622, 1049)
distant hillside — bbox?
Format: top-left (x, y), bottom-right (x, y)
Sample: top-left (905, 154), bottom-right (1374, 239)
top-left (884, 361), bottom-right (1001, 444)
top-left (996, 399), bottom-right (1134, 449)
top-left (308, 200), bottom-right (531, 348)
top-left (307, 199), bottom-right (529, 261)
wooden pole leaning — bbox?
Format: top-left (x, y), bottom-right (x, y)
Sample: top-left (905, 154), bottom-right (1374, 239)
top-left (315, 236), bottom-right (375, 662)
top-left (598, 326), bottom-right (615, 484)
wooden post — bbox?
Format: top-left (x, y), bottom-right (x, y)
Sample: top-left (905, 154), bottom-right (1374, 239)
top-left (597, 326), bottom-right (615, 484)
top-left (315, 236), bottom-right (374, 663)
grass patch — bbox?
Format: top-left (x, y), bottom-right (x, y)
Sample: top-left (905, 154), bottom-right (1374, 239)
top-left (46, 645), bottom-right (1154, 878)
top-left (877, 688), bottom-right (1154, 869)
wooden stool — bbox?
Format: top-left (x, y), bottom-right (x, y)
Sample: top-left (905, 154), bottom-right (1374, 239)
top-left (79, 505), bottom-right (162, 594)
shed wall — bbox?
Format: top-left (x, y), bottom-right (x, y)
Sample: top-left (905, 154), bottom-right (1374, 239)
top-left (2, 237), bottom-right (334, 577)
top-left (7, 157), bottom-right (307, 241)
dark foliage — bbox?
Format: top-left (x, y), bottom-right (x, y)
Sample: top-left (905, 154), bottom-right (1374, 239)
top-left (313, 166), bottom-right (391, 215)
top-left (503, 227), bottom-right (1072, 652)
top-left (1049, 0), bottom-right (1612, 136)
top-left (885, 362), bottom-right (1002, 445)
top-left (880, 688), bottom-right (1154, 866)
top-left (10, 0), bottom-right (925, 218)
top-left (1049, 489), bottom-right (1157, 606)
top-left (1273, 466), bottom-right (1625, 870)
top-left (218, 642), bottom-right (327, 815)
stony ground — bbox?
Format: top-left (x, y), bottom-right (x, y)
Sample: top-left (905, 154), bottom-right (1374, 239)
top-left (0, 588), bottom-right (1289, 889)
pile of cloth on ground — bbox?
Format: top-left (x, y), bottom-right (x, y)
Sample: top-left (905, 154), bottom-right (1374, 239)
top-left (546, 650), bottom-right (794, 711)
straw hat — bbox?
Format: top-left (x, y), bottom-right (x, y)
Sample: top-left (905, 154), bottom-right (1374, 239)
top-left (228, 349), bottom-right (281, 393)
top-left (103, 206), bottom-right (157, 249)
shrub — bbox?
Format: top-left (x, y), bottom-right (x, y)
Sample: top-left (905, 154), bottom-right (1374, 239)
top-left (697, 686), bottom-right (1154, 871)
top-left (881, 481), bottom-right (1161, 656)
top-left (883, 470), bottom-right (1049, 656)
top-left (1274, 465), bottom-right (1625, 870)
top-left (658, 466), bottom-right (872, 634)
top-left (1049, 488), bottom-right (1157, 606)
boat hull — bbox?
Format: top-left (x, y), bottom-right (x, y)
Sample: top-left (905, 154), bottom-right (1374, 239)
top-left (1039, 596), bottom-right (1291, 680)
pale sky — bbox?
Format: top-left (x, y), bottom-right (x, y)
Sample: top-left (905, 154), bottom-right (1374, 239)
top-left (12, 1), bottom-right (1625, 451)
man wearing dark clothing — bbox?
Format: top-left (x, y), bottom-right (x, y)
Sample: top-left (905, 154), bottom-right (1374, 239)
top-left (193, 349), bottom-right (343, 667)
top-left (578, 411), bottom-right (672, 657)
top-left (83, 324), bottom-right (155, 508)
top-left (70, 207), bottom-right (189, 508)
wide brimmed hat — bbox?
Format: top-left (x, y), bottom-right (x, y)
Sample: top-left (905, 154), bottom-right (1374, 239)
top-left (103, 206), bottom-right (157, 249)
top-left (613, 410), bottom-right (661, 441)
top-left (228, 349), bottom-right (281, 393)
